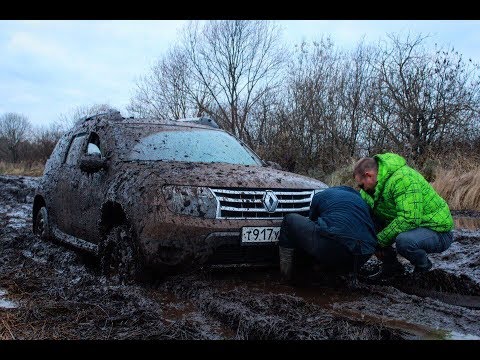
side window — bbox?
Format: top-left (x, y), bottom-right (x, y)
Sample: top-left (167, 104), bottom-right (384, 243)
top-left (65, 134), bottom-right (87, 165)
top-left (86, 132), bottom-right (103, 158)
top-left (44, 135), bottom-right (70, 173)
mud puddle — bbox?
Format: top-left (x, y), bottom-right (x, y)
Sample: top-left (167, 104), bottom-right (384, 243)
top-left (209, 267), bottom-right (480, 339)
top-left (1, 175), bottom-right (480, 339)
top-left (0, 289), bottom-right (18, 309)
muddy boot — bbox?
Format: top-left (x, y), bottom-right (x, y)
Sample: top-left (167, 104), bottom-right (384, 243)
top-left (344, 272), bottom-right (360, 289)
top-left (414, 258), bottom-right (432, 273)
top-left (366, 247), bottom-right (404, 282)
top-left (279, 246), bottom-right (294, 283)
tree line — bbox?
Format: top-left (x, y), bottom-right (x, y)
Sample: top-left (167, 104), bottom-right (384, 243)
top-left (2, 21), bottom-right (480, 179)
top-left (0, 104), bottom-right (113, 165)
top-left (128, 21), bottom-right (480, 177)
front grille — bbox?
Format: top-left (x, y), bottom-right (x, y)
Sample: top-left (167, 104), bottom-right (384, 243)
top-left (211, 188), bottom-right (314, 219)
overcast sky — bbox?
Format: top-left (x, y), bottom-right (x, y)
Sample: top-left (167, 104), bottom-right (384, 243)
top-left (1, 20), bottom-right (480, 128)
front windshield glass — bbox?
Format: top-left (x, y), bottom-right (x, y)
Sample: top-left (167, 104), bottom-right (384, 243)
top-left (124, 128), bottom-right (262, 166)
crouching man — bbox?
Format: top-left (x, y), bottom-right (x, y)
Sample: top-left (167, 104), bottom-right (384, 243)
top-left (353, 153), bottom-right (454, 280)
top-left (278, 186), bottom-right (377, 282)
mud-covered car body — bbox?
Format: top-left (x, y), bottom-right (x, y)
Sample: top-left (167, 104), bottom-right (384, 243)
top-left (32, 112), bottom-right (327, 273)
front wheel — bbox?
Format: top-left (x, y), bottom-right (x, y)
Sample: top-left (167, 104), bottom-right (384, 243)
top-left (34, 207), bottom-right (51, 240)
top-left (99, 225), bottom-right (143, 283)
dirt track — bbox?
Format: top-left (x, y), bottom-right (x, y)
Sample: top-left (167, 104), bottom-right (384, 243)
top-left (1, 175), bottom-right (480, 340)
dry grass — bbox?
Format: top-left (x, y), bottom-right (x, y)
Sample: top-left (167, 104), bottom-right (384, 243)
top-left (322, 162), bottom-right (357, 188)
top-left (433, 168), bottom-right (480, 211)
top-left (308, 156), bottom-right (480, 211)
top-left (427, 152), bottom-right (480, 210)
top-left (0, 161), bottom-right (44, 177)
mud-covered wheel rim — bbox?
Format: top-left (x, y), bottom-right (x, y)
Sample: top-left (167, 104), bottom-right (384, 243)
top-left (100, 225), bottom-right (141, 283)
top-left (35, 207), bottom-right (50, 240)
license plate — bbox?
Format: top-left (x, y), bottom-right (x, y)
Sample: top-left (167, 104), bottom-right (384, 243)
top-left (241, 226), bottom-right (280, 243)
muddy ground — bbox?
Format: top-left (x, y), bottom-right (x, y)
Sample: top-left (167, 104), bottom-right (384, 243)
top-left (1, 175), bottom-right (480, 341)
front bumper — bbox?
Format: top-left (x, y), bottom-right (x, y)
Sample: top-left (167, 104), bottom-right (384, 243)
top-left (138, 217), bottom-right (282, 268)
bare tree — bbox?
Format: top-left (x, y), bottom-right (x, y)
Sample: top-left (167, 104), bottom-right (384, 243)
top-left (247, 88), bottom-right (291, 166)
top-left (279, 38), bottom-right (351, 174)
top-left (57, 103), bottom-right (119, 132)
top-left (31, 122), bottom-right (64, 162)
top-left (0, 112), bottom-right (32, 162)
top-left (179, 20), bottom-right (286, 144)
top-left (127, 46), bottom-right (213, 120)
top-left (128, 20), bottom-right (286, 146)
top-left (339, 39), bottom-right (377, 158)
top-left (126, 26), bottom-right (480, 178)
top-left (367, 33), bottom-right (480, 164)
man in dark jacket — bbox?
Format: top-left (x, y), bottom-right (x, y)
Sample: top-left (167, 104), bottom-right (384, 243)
top-left (278, 186), bottom-right (377, 282)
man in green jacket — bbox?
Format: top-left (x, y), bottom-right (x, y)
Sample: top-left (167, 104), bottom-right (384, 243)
top-left (353, 153), bottom-right (454, 279)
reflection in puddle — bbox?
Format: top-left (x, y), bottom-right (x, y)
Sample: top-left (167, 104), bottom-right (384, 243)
top-left (0, 289), bottom-right (18, 309)
top-left (454, 217), bottom-right (480, 230)
top-left (446, 331), bottom-right (480, 340)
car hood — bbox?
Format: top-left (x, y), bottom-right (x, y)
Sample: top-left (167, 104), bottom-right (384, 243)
top-left (115, 161), bottom-right (327, 189)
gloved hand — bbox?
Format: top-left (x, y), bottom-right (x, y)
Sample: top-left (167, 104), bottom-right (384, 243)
top-left (375, 246), bottom-right (398, 262)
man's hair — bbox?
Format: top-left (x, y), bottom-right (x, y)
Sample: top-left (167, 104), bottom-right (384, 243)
top-left (353, 157), bottom-right (378, 177)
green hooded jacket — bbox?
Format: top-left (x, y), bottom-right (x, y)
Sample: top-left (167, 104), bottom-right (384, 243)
top-left (360, 153), bottom-right (454, 247)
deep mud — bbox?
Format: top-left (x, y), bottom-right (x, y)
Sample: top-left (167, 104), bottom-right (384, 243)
top-left (1, 175), bottom-right (480, 340)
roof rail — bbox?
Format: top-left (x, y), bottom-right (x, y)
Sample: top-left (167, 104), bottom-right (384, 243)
top-left (81, 110), bottom-right (123, 123)
top-left (176, 116), bottom-right (219, 129)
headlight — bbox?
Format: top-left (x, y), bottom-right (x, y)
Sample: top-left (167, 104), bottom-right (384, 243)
top-left (313, 187), bottom-right (328, 195)
top-left (162, 185), bottom-right (218, 218)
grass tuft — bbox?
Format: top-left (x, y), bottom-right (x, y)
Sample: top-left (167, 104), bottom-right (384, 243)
top-left (0, 161), bottom-right (44, 177)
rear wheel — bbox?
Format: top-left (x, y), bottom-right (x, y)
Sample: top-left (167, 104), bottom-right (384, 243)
top-left (99, 225), bottom-right (143, 283)
top-left (34, 207), bottom-right (51, 240)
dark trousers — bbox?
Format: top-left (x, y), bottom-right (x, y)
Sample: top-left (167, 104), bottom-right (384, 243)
top-left (279, 213), bottom-right (371, 274)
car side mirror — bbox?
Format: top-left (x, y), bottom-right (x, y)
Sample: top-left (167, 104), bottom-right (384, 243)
top-left (79, 155), bottom-right (108, 173)
top-left (265, 160), bottom-right (283, 170)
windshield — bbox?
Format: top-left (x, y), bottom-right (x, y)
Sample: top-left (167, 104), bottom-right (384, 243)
top-left (122, 127), bottom-right (262, 166)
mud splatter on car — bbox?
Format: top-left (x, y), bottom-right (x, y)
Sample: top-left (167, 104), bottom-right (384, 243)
top-left (31, 112), bottom-right (327, 281)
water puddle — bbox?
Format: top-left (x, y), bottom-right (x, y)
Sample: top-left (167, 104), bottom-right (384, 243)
top-left (446, 331), bottom-right (480, 340)
top-left (21, 250), bottom-right (48, 264)
top-left (330, 306), bottom-right (447, 339)
top-left (0, 289), bottom-right (18, 309)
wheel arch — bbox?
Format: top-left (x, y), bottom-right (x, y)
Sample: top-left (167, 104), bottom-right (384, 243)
top-left (99, 201), bottom-right (148, 281)
top-left (32, 195), bottom-right (46, 233)
top-left (99, 200), bottom-right (129, 238)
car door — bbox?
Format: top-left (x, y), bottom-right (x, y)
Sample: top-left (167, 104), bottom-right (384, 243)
top-left (73, 131), bottom-right (108, 243)
top-left (52, 132), bottom-right (88, 237)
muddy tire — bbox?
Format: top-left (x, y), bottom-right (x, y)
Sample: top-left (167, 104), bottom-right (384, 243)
top-left (34, 206), bottom-right (51, 240)
top-left (99, 225), bottom-right (143, 283)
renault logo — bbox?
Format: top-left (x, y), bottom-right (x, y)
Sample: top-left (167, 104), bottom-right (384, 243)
top-left (262, 190), bottom-right (278, 213)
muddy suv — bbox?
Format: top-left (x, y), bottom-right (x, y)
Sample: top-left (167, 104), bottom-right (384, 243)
top-left (32, 111), bottom-right (327, 279)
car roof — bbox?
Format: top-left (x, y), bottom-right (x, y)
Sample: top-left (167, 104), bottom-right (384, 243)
top-left (77, 111), bottom-right (220, 132)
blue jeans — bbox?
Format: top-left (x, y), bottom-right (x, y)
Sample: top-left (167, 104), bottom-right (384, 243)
top-left (395, 227), bottom-right (454, 268)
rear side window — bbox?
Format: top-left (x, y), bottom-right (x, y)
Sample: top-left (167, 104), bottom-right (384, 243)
top-left (65, 134), bottom-right (87, 165)
top-left (43, 135), bottom-right (71, 173)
